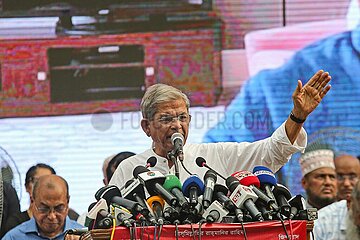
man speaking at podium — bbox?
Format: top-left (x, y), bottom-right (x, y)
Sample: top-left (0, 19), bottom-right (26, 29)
top-left (110, 70), bottom-right (331, 188)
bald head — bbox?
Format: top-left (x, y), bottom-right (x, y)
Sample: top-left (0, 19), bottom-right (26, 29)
top-left (32, 174), bottom-right (69, 201)
top-left (31, 175), bottom-right (70, 238)
top-left (102, 154), bottom-right (115, 185)
top-left (334, 155), bottom-right (360, 201)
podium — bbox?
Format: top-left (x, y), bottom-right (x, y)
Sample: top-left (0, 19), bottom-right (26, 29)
top-left (76, 220), bottom-right (313, 240)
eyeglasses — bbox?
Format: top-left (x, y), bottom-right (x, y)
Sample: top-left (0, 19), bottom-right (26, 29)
top-left (337, 174), bottom-right (359, 182)
top-left (34, 204), bottom-right (68, 215)
top-left (157, 114), bottom-right (190, 125)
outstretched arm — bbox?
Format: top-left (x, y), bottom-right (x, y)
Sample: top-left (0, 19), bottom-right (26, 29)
top-left (285, 70), bottom-right (332, 144)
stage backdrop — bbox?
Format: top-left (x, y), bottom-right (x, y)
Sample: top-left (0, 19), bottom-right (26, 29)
top-left (0, 0), bottom-right (358, 216)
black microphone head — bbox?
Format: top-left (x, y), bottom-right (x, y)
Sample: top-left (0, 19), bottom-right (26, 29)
top-left (125, 179), bottom-right (135, 188)
top-left (133, 165), bottom-right (149, 178)
top-left (196, 157), bottom-right (206, 167)
top-left (95, 185), bottom-right (121, 204)
top-left (171, 132), bottom-right (184, 145)
top-left (123, 179), bottom-right (146, 200)
top-left (289, 194), bottom-right (306, 210)
top-left (225, 176), bottom-right (239, 192)
top-left (273, 184), bottom-right (292, 200)
top-left (213, 184), bottom-right (228, 196)
top-left (88, 202), bottom-right (97, 212)
top-left (147, 156), bottom-right (157, 167)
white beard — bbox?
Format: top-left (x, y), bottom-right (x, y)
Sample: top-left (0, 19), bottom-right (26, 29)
top-left (346, 209), bottom-right (360, 240)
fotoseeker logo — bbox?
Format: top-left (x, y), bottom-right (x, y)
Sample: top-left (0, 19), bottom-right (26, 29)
top-left (90, 108), bottom-right (272, 132)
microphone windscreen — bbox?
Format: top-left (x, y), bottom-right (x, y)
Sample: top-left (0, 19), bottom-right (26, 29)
top-left (125, 179), bottom-right (134, 188)
top-left (171, 133), bottom-right (184, 145)
top-left (133, 165), bottom-right (149, 178)
top-left (147, 156), bottom-right (157, 167)
top-left (182, 175), bottom-right (205, 197)
top-left (273, 184), bottom-right (292, 199)
top-left (147, 196), bottom-right (165, 208)
top-left (232, 171), bottom-right (260, 188)
top-left (163, 174), bottom-right (182, 191)
top-left (95, 185), bottom-right (121, 201)
top-left (213, 184), bottom-right (228, 195)
top-left (253, 166), bottom-right (277, 186)
top-left (225, 176), bottom-right (239, 192)
top-left (195, 157), bottom-right (206, 167)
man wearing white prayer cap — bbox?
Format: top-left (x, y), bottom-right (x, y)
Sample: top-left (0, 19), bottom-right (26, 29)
top-left (299, 143), bottom-right (337, 210)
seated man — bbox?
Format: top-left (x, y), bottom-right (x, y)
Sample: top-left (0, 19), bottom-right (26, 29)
top-left (0, 181), bottom-right (20, 239)
top-left (299, 144), bottom-right (337, 209)
top-left (102, 155), bottom-right (112, 186)
top-left (2, 175), bottom-right (83, 240)
top-left (335, 154), bottom-right (360, 201)
top-left (314, 180), bottom-right (360, 240)
top-left (106, 151), bottom-right (135, 183)
top-left (313, 154), bottom-right (360, 239)
top-left (3, 163), bottom-right (56, 234)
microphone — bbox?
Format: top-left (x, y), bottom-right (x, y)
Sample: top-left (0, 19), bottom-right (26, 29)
top-left (182, 175), bottom-right (205, 206)
top-left (232, 170), bottom-right (278, 211)
top-left (95, 185), bottom-right (147, 222)
top-left (212, 184), bottom-right (244, 223)
top-left (163, 174), bottom-right (190, 212)
top-left (202, 169), bottom-right (217, 209)
top-left (86, 199), bottom-right (114, 229)
top-left (195, 157), bottom-right (227, 181)
top-left (66, 228), bottom-right (89, 236)
top-left (213, 184), bottom-right (235, 211)
top-left (147, 196), bottom-right (166, 225)
top-left (253, 166), bottom-right (278, 204)
top-left (122, 178), bottom-right (156, 225)
top-left (202, 200), bottom-right (229, 223)
top-left (133, 166), bottom-right (178, 207)
top-left (272, 184), bottom-right (292, 218)
top-left (146, 156), bottom-right (157, 168)
top-left (110, 204), bottom-right (134, 227)
top-left (256, 201), bottom-right (273, 220)
top-left (171, 133), bottom-right (184, 161)
top-left (288, 194), bottom-right (307, 219)
top-left (119, 156), bottom-right (157, 192)
top-left (226, 176), bottom-right (263, 221)
top-left (123, 179), bottom-right (147, 207)
top-left (163, 203), bottom-right (180, 223)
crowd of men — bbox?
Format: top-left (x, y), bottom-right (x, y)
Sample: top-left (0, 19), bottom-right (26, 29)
top-left (299, 143), bottom-right (360, 239)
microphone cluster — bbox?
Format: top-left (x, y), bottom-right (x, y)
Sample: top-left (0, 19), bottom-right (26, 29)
top-left (86, 156), bottom-right (317, 232)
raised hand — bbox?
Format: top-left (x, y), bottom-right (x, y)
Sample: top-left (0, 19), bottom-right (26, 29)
top-left (291, 70), bottom-right (331, 120)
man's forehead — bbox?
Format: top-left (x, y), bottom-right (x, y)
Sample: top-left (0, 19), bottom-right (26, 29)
top-left (310, 167), bottom-right (336, 176)
top-left (155, 101), bottom-right (188, 113)
top-left (335, 155), bottom-right (360, 166)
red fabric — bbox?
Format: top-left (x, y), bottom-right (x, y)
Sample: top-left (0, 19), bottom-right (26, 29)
top-left (112, 220), bottom-right (307, 240)
top-left (232, 170), bottom-right (261, 188)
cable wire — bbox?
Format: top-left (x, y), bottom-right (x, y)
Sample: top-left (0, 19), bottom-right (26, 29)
top-left (180, 160), bottom-right (193, 176)
top-left (157, 224), bottom-right (163, 240)
top-left (153, 224), bottom-right (157, 240)
top-left (175, 221), bottom-right (179, 240)
top-left (288, 218), bottom-right (294, 238)
top-left (241, 222), bottom-right (248, 240)
top-left (278, 215), bottom-right (290, 240)
top-left (110, 218), bottom-right (116, 240)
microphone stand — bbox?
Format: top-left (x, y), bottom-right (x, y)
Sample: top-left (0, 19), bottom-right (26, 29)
top-left (167, 151), bottom-right (180, 180)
